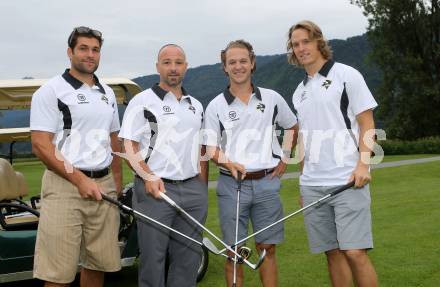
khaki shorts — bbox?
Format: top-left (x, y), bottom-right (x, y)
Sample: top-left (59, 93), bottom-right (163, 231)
top-left (33, 170), bottom-right (121, 284)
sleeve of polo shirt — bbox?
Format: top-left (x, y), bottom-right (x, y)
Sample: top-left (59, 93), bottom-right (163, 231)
top-left (202, 101), bottom-right (221, 147)
top-left (118, 95), bottom-right (149, 143)
top-left (346, 68), bottom-right (378, 115)
top-left (275, 92), bottom-right (297, 129)
top-left (30, 84), bottom-right (59, 133)
top-left (109, 91), bottom-right (120, 132)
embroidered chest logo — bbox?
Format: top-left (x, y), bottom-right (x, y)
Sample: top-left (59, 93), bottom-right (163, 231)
top-left (322, 79), bottom-right (332, 90)
top-left (300, 91), bottom-right (308, 103)
top-left (256, 102), bottom-right (265, 113)
top-left (163, 105), bottom-right (174, 115)
top-left (77, 94), bottom-right (89, 104)
top-left (188, 105), bottom-right (196, 114)
top-left (101, 95), bottom-right (109, 104)
top-left (228, 111), bottom-right (239, 121)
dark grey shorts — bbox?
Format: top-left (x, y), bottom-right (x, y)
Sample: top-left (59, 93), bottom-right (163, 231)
top-left (300, 184), bottom-right (374, 254)
top-left (217, 174), bottom-right (284, 245)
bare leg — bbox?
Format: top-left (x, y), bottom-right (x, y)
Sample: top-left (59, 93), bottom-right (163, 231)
top-left (80, 268), bottom-right (104, 287)
top-left (256, 243), bottom-right (277, 287)
top-left (225, 250), bottom-right (244, 287)
top-left (344, 249), bottom-right (378, 287)
top-left (325, 249), bottom-right (353, 287)
top-left (44, 282), bottom-right (69, 287)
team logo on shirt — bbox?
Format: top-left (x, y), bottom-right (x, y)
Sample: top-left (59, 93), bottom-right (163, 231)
top-left (322, 79), bottom-right (332, 90)
top-left (77, 94), bottom-right (89, 104)
top-left (256, 102), bottom-right (265, 113)
top-left (188, 105), bottom-right (196, 114)
top-left (101, 95), bottom-right (109, 104)
top-left (228, 111), bottom-right (238, 121)
top-left (162, 105), bottom-right (174, 115)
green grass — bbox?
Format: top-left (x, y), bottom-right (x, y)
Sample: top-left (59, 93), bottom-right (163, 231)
top-left (13, 154), bottom-right (438, 196)
top-left (8, 155), bottom-right (440, 286)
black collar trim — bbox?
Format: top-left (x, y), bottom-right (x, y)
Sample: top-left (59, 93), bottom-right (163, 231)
top-left (319, 60), bottom-right (335, 77)
top-left (223, 84), bottom-right (261, 105)
top-left (302, 74), bottom-right (309, 86)
top-left (151, 83), bottom-right (188, 101)
top-left (302, 60), bottom-right (335, 86)
top-left (181, 95), bottom-right (192, 105)
top-left (62, 69), bottom-right (105, 94)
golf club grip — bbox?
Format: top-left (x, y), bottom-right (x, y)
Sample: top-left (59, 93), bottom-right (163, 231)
top-left (330, 181), bottom-right (355, 196)
top-left (161, 193), bottom-right (177, 207)
top-left (101, 194), bottom-right (123, 209)
top-left (237, 171), bottom-right (242, 189)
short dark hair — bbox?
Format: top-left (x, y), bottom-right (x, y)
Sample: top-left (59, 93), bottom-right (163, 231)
top-left (220, 39), bottom-right (256, 74)
top-left (67, 26), bottom-right (103, 49)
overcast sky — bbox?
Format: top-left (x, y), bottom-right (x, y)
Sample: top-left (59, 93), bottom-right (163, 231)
top-left (0, 0), bottom-right (368, 80)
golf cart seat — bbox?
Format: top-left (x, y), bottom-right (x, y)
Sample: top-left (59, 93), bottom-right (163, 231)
top-left (0, 158), bottom-right (39, 231)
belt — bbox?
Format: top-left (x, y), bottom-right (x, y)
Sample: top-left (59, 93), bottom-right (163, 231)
top-left (220, 168), bottom-right (274, 180)
top-left (135, 174), bottom-right (197, 184)
top-left (162, 176), bottom-right (197, 184)
top-left (80, 167), bottom-right (110, 179)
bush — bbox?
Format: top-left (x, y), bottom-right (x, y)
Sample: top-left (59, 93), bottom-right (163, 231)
top-left (379, 137), bottom-right (440, 155)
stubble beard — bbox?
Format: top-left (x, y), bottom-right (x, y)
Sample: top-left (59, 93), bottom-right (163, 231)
top-left (72, 60), bottom-right (99, 75)
top-left (164, 75), bottom-right (184, 88)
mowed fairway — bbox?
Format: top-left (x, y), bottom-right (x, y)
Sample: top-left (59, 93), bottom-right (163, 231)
top-left (8, 156), bottom-right (440, 286)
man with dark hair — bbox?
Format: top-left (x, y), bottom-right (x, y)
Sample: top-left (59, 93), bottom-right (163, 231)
top-left (204, 39), bottom-right (297, 287)
top-left (287, 20), bottom-right (378, 287)
top-left (119, 44), bottom-right (208, 287)
top-left (31, 26), bottom-right (122, 287)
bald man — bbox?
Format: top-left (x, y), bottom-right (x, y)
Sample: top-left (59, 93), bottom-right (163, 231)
top-left (119, 44), bottom-right (208, 287)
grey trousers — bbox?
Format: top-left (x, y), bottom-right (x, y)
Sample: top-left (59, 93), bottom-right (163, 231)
top-left (133, 176), bottom-right (208, 287)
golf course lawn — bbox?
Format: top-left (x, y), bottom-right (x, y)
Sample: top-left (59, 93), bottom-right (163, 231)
top-left (12, 154), bottom-right (438, 196)
top-left (8, 155), bottom-right (440, 286)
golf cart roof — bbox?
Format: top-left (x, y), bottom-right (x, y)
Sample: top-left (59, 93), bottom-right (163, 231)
top-left (0, 78), bottom-right (141, 109)
top-left (0, 128), bottom-right (31, 143)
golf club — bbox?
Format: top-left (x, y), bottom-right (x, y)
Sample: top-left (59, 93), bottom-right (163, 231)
top-left (101, 193), bottom-right (236, 262)
top-left (160, 192), bottom-right (265, 270)
top-left (202, 237), bottom-right (266, 269)
top-left (233, 171), bottom-right (243, 287)
top-left (216, 181), bottom-right (355, 254)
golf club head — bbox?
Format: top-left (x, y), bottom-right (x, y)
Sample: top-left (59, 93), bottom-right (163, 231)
top-left (238, 246), bottom-right (252, 261)
top-left (253, 248), bottom-right (267, 269)
top-left (202, 237), bottom-right (222, 255)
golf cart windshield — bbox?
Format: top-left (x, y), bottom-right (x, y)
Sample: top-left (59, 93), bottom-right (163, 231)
top-left (0, 78), bottom-right (141, 110)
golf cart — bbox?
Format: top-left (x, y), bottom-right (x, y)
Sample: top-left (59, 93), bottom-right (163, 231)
top-left (0, 79), bottom-right (208, 284)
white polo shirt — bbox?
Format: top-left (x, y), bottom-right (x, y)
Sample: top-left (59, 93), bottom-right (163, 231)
top-left (203, 86), bottom-right (297, 172)
top-left (118, 84), bottom-right (204, 180)
top-left (292, 60), bottom-right (378, 186)
top-left (30, 69), bottom-right (120, 170)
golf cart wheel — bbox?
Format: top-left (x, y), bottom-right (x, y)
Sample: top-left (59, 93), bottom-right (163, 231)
top-left (196, 245), bottom-right (209, 282)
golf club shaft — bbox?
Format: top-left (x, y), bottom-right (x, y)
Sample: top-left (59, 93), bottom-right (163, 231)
top-left (102, 194), bottom-right (244, 263)
top-left (220, 181), bottom-right (355, 253)
top-left (233, 171), bottom-right (242, 285)
top-left (101, 194), bottom-right (202, 246)
top-left (160, 192), bottom-right (259, 269)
